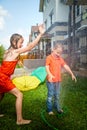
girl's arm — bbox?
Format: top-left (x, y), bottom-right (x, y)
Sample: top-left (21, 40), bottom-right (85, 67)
top-left (16, 24), bottom-right (45, 54)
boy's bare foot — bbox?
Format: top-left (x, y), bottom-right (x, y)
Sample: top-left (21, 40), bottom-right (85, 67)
top-left (0, 114), bottom-right (4, 117)
top-left (58, 109), bottom-right (63, 114)
top-left (16, 119), bottom-right (31, 125)
top-left (48, 111), bottom-right (54, 115)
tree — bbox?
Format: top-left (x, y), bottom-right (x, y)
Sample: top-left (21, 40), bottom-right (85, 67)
top-left (0, 44), bottom-right (5, 64)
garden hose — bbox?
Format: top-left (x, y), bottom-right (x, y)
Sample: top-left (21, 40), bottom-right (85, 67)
top-left (41, 106), bottom-right (68, 130)
top-left (41, 109), bottom-right (58, 130)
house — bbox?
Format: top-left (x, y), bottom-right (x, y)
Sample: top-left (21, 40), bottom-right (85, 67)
top-left (39, 0), bottom-right (87, 70)
top-left (63, 0), bottom-right (87, 69)
top-left (39, 0), bottom-right (69, 58)
top-left (29, 24), bottom-right (52, 58)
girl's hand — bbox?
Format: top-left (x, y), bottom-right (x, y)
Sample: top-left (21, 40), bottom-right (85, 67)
top-left (38, 24), bottom-right (45, 35)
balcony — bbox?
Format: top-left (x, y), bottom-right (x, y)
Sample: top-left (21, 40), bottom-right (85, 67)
top-left (63, 0), bottom-right (87, 5)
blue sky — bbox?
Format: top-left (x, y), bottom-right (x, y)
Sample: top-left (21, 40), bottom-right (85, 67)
top-left (0, 0), bottom-right (43, 49)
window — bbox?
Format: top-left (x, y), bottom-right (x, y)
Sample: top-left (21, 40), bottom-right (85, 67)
top-left (47, 0), bottom-right (50, 3)
top-left (44, 20), bottom-right (47, 30)
top-left (82, 9), bottom-right (87, 20)
top-left (77, 6), bottom-right (80, 16)
top-left (75, 5), bottom-right (81, 17)
top-left (49, 9), bottom-right (54, 25)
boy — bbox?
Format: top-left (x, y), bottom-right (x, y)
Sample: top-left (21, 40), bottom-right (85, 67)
top-left (46, 44), bottom-right (76, 115)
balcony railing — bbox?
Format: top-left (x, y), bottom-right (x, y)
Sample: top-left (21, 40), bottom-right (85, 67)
top-left (63, 0), bottom-right (87, 5)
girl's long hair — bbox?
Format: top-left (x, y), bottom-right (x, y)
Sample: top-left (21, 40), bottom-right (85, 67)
top-left (8, 33), bottom-right (23, 49)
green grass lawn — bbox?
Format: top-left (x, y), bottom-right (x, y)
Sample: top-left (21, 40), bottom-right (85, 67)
top-left (0, 74), bottom-right (87, 130)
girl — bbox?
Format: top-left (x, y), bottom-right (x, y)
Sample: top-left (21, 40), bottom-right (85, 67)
top-left (0, 24), bottom-right (45, 125)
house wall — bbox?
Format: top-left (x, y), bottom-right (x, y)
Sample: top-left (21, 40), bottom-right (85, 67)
top-left (41, 0), bottom-right (69, 57)
top-left (69, 5), bottom-right (87, 69)
top-left (43, 0), bottom-right (55, 28)
top-left (43, 0), bottom-right (69, 29)
top-left (55, 0), bottom-right (69, 22)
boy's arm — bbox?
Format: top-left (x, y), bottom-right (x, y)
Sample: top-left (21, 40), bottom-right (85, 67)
top-left (63, 64), bottom-right (77, 82)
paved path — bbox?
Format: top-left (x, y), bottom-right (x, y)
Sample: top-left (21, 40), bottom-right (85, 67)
top-left (12, 68), bottom-right (87, 78)
top-left (11, 68), bottom-right (34, 79)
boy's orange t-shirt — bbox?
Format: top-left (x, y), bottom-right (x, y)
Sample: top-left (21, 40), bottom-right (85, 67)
top-left (46, 54), bottom-right (66, 82)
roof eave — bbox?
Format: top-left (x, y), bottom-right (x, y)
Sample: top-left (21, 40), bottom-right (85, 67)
top-left (39, 0), bottom-right (44, 12)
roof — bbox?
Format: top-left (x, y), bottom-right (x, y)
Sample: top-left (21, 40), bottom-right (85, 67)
top-left (31, 26), bottom-right (39, 33)
top-left (41, 33), bottom-right (52, 40)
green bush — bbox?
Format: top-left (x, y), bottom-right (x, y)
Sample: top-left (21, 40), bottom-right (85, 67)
top-left (0, 44), bottom-right (5, 64)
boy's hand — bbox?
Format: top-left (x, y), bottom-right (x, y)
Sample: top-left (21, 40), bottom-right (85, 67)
top-left (71, 74), bottom-right (77, 82)
top-left (48, 73), bottom-right (55, 82)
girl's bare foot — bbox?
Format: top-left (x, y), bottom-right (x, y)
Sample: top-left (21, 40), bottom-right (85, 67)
top-left (0, 114), bottom-right (4, 117)
top-left (16, 119), bottom-right (31, 125)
